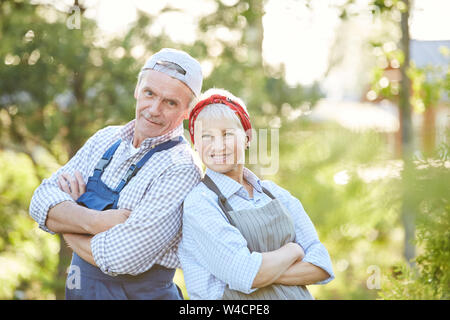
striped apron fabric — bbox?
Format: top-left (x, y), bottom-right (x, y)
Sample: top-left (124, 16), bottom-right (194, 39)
top-left (202, 175), bottom-right (314, 300)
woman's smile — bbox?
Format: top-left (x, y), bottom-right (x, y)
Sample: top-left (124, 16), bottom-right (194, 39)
top-left (210, 152), bottom-right (233, 164)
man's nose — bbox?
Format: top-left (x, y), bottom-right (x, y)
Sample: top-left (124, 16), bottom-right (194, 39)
top-left (146, 98), bottom-right (163, 115)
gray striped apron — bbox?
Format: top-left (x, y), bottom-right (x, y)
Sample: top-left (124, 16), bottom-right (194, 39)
top-left (202, 175), bottom-right (314, 300)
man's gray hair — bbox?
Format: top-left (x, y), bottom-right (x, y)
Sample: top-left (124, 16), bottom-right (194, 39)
top-left (137, 61), bottom-right (197, 109)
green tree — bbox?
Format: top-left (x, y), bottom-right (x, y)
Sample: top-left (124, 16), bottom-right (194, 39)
top-left (0, 0), bottom-right (176, 298)
top-left (191, 0), bottom-right (321, 119)
top-left (1, 0), bottom-right (323, 299)
top-left (338, 0), bottom-right (417, 267)
top-left (379, 141), bottom-right (450, 299)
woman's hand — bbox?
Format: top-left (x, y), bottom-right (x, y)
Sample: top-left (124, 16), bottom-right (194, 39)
top-left (292, 242), bottom-right (305, 262)
top-left (252, 242), bottom-right (306, 288)
top-left (57, 171), bottom-right (86, 201)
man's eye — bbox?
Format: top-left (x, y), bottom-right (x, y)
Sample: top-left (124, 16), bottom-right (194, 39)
top-left (144, 90), bottom-right (153, 96)
top-left (202, 135), bottom-right (211, 139)
top-left (167, 100), bottom-right (177, 106)
top-left (224, 131), bottom-right (234, 136)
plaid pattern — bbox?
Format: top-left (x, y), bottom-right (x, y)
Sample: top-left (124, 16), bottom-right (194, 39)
top-left (29, 120), bottom-right (202, 275)
top-left (178, 167), bottom-right (334, 299)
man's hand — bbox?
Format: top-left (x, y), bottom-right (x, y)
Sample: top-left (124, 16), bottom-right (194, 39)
top-left (57, 171), bottom-right (86, 201)
top-left (49, 171), bottom-right (131, 235)
top-left (91, 208), bottom-right (131, 234)
top-left (63, 233), bottom-right (96, 266)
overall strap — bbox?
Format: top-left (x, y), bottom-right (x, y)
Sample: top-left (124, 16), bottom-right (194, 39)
top-left (114, 136), bottom-right (184, 192)
top-left (92, 139), bottom-right (122, 179)
top-left (201, 175), bottom-right (235, 224)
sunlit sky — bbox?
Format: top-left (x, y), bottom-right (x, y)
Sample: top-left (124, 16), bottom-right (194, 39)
top-left (39, 0), bottom-right (450, 97)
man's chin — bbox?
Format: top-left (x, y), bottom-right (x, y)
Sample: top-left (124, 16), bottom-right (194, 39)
top-left (136, 119), bottom-right (166, 137)
top-left (141, 116), bottom-right (163, 127)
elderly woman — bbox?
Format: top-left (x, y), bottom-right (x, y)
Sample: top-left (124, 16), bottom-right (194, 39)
top-left (178, 88), bottom-right (335, 300)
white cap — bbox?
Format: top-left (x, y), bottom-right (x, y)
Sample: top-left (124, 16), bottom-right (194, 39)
top-left (142, 48), bottom-right (203, 97)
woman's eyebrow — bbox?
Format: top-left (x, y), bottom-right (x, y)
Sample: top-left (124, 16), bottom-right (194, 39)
top-left (200, 128), bottom-right (234, 134)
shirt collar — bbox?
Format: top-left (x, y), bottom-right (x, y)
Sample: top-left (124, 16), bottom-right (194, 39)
top-left (119, 119), bottom-right (184, 149)
top-left (205, 167), bottom-right (263, 199)
top-left (243, 167), bottom-right (263, 193)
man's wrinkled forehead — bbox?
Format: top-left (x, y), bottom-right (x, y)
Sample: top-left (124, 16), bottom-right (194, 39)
top-left (139, 69), bottom-right (192, 100)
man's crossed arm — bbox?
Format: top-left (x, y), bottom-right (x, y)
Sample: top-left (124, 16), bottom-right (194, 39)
top-left (46, 172), bottom-right (130, 266)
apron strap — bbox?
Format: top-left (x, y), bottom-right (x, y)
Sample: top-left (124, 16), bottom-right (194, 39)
top-left (114, 136), bottom-right (185, 192)
top-left (201, 175), bottom-right (235, 223)
top-left (261, 187), bottom-right (276, 200)
top-left (92, 139), bottom-right (122, 179)
top-left (201, 173), bottom-right (282, 255)
top-left (202, 174), bottom-right (278, 223)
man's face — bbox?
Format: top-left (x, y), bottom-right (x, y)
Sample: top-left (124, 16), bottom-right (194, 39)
top-left (134, 69), bottom-right (193, 143)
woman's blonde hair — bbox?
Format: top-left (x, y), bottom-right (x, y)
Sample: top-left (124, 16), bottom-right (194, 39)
top-left (194, 88), bottom-right (249, 134)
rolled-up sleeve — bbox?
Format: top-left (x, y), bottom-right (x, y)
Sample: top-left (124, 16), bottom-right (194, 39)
top-left (265, 181), bottom-right (335, 285)
top-left (28, 129), bottom-right (102, 234)
top-left (181, 191), bottom-right (263, 294)
top-left (91, 163), bottom-right (201, 276)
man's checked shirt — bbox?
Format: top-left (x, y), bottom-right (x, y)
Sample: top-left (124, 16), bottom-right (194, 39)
top-left (29, 120), bottom-right (202, 276)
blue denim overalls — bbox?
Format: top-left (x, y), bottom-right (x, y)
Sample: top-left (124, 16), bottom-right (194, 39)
top-left (65, 136), bottom-right (184, 300)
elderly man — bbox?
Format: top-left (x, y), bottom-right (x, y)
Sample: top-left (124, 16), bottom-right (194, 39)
top-left (29, 48), bottom-right (203, 300)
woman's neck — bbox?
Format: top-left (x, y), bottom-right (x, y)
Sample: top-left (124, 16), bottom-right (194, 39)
top-left (222, 165), bottom-right (253, 198)
top-left (223, 164), bottom-right (245, 185)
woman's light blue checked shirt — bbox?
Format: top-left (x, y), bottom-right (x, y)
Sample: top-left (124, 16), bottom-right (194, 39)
top-left (178, 167), bottom-right (335, 300)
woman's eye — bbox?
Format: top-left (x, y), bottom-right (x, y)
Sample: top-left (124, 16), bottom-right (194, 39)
top-left (201, 135), bottom-right (211, 139)
top-left (224, 131), bottom-right (234, 136)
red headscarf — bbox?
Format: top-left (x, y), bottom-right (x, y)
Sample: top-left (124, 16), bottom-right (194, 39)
top-left (188, 94), bottom-right (252, 144)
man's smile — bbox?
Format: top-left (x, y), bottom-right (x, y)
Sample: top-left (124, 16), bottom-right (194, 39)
top-left (141, 110), bottom-right (163, 126)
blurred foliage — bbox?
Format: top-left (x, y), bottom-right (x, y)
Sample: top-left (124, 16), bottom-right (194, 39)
top-left (0, 0), bottom-right (179, 298)
top-left (0, 0), bottom-right (138, 160)
top-left (368, 44), bottom-right (450, 113)
top-left (379, 141), bottom-right (450, 299)
top-left (361, 0), bottom-right (450, 113)
top-left (189, 0), bottom-right (323, 118)
top-left (0, 0), bottom-right (448, 300)
top-left (408, 60), bottom-right (450, 114)
top-left (255, 119), bottom-right (404, 299)
top-left (0, 151), bottom-right (58, 299)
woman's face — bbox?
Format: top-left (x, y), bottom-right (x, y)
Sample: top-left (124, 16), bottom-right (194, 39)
top-left (194, 117), bottom-right (247, 174)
